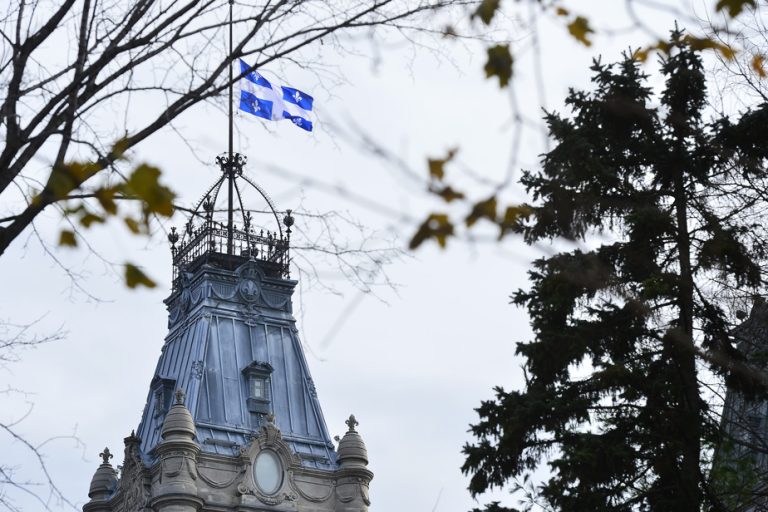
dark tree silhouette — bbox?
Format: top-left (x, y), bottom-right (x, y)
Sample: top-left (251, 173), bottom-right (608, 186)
top-left (462, 31), bottom-right (768, 511)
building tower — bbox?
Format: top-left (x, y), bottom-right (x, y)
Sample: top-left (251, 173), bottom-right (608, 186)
top-left (83, 153), bottom-right (372, 512)
top-left (713, 300), bottom-right (768, 510)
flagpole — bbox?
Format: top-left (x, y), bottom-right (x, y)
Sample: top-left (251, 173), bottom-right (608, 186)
top-left (226, 0), bottom-right (234, 255)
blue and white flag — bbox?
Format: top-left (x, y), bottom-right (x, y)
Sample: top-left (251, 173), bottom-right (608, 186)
top-left (238, 60), bottom-right (314, 132)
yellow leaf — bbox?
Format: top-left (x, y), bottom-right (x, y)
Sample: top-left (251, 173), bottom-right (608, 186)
top-left (58, 230), bottom-right (77, 247)
top-left (715, 0), bottom-right (757, 17)
top-left (684, 36), bottom-right (736, 60)
top-left (498, 204), bottom-right (533, 239)
top-left (632, 47), bottom-right (651, 62)
top-left (124, 217), bottom-right (142, 234)
top-left (409, 213), bottom-right (454, 250)
top-left (111, 137), bottom-right (131, 159)
top-left (484, 45), bottom-right (513, 88)
top-left (752, 54), bottom-right (766, 78)
top-left (427, 148), bottom-right (457, 180)
top-left (80, 212), bottom-right (105, 228)
top-left (431, 185), bottom-right (465, 203)
top-left (45, 161), bottom-right (102, 200)
top-left (473, 0), bottom-right (499, 25)
top-left (466, 196), bottom-right (498, 227)
top-left (122, 164), bottom-right (175, 217)
top-left (125, 263), bottom-right (156, 289)
top-left (567, 16), bottom-right (594, 47)
top-left (555, 7), bottom-right (569, 16)
top-left (95, 187), bottom-right (119, 215)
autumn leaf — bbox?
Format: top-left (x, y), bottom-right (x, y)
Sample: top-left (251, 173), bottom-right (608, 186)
top-left (684, 36), bottom-right (736, 60)
top-left (80, 212), bottom-right (105, 228)
top-left (633, 41), bottom-right (673, 62)
top-left (45, 161), bottom-right (102, 200)
top-left (409, 213), bottom-right (454, 250)
top-left (122, 164), bottom-right (175, 217)
top-left (752, 54), bottom-right (766, 78)
top-left (567, 16), bottom-right (594, 47)
top-left (94, 186), bottom-right (119, 215)
top-left (59, 230), bottom-right (77, 247)
top-left (715, 0), bottom-right (757, 17)
top-left (431, 185), bottom-right (465, 203)
top-left (124, 217), bottom-right (141, 234)
top-left (428, 148), bottom-right (457, 180)
top-left (111, 138), bottom-right (132, 159)
top-left (125, 263), bottom-right (157, 289)
top-left (555, 7), bottom-right (569, 16)
top-left (484, 45), bottom-right (513, 88)
top-left (466, 196), bottom-right (498, 227)
top-left (498, 204), bottom-right (533, 239)
top-left (474, 0), bottom-right (499, 25)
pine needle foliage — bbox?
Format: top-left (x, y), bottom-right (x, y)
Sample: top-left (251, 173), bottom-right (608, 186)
top-left (462, 31), bottom-right (768, 512)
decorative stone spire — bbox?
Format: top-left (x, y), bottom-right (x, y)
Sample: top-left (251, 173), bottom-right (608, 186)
top-left (161, 388), bottom-right (196, 441)
top-left (87, 447), bottom-right (118, 501)
top-left (345, 414), bottom-right (358, 432)
top-left (99, 447), bottom-right (113, 464)
top-left (337, 414), bottom-right (369, 469)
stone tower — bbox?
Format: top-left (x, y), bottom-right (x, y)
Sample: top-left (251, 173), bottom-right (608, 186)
top-left (713, 300), bottom-right (768, 510)
top-left (83, 154), bottom-right (372, 512)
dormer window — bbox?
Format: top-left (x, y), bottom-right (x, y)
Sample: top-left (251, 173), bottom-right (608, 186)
top-left (151, 376), bottom-right (177, 420)
top-left (242, 361), bottom-right (274, 414)
top-left (250, 377), bottom-right (266, 399)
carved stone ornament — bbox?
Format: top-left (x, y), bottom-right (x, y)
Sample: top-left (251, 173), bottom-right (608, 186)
top-left (239, 302), bottom-right (261, 327)
top-left (115, 433), bottom-right (151, 512)
top-left (179, 270), bottom-right (194, 312)
top-left (236, 260), bottom-right (263, 304)
top-left (235, 416), bottom-right (302, 506)
top-left (288, 471), bottom-right (336, 503)
top-left (190, 360), bottom-right (204, 379)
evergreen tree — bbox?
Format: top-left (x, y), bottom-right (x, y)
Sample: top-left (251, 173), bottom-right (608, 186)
top-left (462, 31), bottom-right (768, 511)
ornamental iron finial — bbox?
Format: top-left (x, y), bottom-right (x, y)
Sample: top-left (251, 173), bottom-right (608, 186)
top-left (174, 388), bottom-right (186, 405)
top-left (345, 414), bottom-right (358, 433)
top-left (99, 447), bottom-right (113, 464)
top-left (168, 226), bottom-right (179, 247)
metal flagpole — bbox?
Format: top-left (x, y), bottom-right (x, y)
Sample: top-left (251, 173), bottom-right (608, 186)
top-left (226, 0), bottom-right (234, 255)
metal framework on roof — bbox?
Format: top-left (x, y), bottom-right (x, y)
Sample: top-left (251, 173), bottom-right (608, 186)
top-left (167, 152), bottom-right (294, 288)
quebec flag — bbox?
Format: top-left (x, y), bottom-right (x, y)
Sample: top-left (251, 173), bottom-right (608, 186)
top-left (238, 60), bottom-right (313, 132)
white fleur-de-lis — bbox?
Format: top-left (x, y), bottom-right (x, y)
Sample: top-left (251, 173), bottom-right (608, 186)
top-left (251, 99), bottom-right (260, 112)
top-left (293, 91), bottom-right (302, 104)
top-left (291, 118), bottom-right (302, 126)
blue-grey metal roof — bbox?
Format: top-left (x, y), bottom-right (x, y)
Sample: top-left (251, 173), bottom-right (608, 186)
top-left (135, 256), bottom-right (337, 470)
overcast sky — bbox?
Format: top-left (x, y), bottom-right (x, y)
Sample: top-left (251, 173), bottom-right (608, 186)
top-left (0, 2), bottom-right (724, 511)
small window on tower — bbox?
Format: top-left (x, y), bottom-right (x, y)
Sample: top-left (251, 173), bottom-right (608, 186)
top-left (251, 377), bottom-right (266, 399)
top-left (150, 376), bottom-right (176, 420)
top-left (242, 361), bottom-right (274, 415)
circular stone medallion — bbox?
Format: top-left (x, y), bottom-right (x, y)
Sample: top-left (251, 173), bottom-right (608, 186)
top-left (239, 279), bottom-right (259, 302)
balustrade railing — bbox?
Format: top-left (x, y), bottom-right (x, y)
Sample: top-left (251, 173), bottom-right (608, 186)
top-left (169, 220), bottom-right (290, 288)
